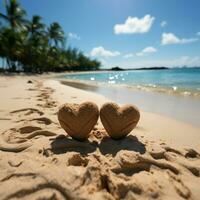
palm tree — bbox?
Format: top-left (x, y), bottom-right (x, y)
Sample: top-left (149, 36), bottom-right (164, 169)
top-left (0, 0), bottom-right (101, 72)
top-left (21, 15), bottom-right (46, 71)
top-left (48, 22), bottom-right (65, 47)
top-left (0, 27), bottom-right (25, 71)
top-left (0, 0), bottom-right (26, 71)
top-left (0, 0), bottom-right (26, 31)
top-left (26, 15), bottom-right (45, 37)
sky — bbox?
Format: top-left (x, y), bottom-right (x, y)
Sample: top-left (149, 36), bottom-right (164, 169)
top-left (1, 0), bottom-right (200, 68)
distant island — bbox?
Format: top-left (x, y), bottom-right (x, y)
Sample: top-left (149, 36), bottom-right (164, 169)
top-left (110, 66), bottom-right (169, 71)
top-left (134, 67), bottom-right (169, 70)
top-left (110, 67), bottom-right (125, 71)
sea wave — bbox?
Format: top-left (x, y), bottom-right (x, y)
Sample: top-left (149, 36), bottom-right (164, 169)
top-left (57, 77), bottom-right (200, 98)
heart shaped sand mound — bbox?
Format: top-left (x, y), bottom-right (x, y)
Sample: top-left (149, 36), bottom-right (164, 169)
top-left (58, 102), bottom-right (99, 141)
top-left (100, 102), bottom-right (140, 139)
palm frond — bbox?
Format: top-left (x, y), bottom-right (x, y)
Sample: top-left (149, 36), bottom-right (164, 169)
top-left (0, 13), bottom-right (9, 21)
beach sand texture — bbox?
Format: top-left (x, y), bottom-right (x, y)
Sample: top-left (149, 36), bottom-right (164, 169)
top-left (0, 76), bottom-right (200, 200)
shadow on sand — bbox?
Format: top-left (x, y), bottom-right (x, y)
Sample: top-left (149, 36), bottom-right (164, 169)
top-left (99, 135), bottom-right (146, 156)
top-left (50, 134), bottom-right (97, 155)
top-left (50, 134), bottom-right (146, 156)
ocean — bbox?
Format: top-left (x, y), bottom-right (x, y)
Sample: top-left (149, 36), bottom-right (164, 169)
top-left (61, 68), bottom-right (200, 97)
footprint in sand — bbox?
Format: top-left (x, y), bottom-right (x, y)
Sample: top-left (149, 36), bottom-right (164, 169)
top-left (10, 108), bottom-right (44, 116)
top-left (0, 122), bottom-right (57, 153)
top-left (0, 172), bottom-right (75, 200)
top-left (31, 117), bottom-right (55, 125)
top-left (18, 126), bottom-right (42, 134)
top-left (15, 116), bottom-right (56, 126)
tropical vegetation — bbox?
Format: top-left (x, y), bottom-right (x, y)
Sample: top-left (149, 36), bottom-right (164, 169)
top-left (0, 0), bottom-right (101, 73)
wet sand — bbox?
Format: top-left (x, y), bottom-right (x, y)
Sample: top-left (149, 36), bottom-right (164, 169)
top-left (60, 80), bottom-right (200, 127)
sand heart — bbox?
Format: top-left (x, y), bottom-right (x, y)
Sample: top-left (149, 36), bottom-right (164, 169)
top-left (57, 102), bottom-right (99, 141)
top-left (100, 102), bottom-right (140, 139)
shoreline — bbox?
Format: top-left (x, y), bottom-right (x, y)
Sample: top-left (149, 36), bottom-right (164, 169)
top-left (58, 78), bottom-right (200, 127)
top-left (57, 76), bottom-right (200, 99)
top-left (56, 70), bottom-right (200, 98)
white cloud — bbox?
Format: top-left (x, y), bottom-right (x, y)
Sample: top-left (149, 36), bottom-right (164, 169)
top-left (90, 46), bottom-right (120, 58)
top-left (114, 15), bottom-right (155, 34)
top-left (68, 32), bottom-right (80, 40)
top-left (197, 32), bottom-right (200, 36)
top-left (161, 32), bottom-right (198, 45)
top-left (143, 46), bottom-right (157, 53)
top-left (124, 54), bottom-right (134, 58)
top-left (136, 46), bottom-right (157, 56)
top-left (160, 21), bottom-right (167, 27)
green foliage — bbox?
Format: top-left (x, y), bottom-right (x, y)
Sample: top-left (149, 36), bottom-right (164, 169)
top-left (0, 0), bottom-right (101, 73)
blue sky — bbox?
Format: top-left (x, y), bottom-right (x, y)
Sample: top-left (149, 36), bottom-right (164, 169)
top-left (1, 0), bottom-right (200, 68)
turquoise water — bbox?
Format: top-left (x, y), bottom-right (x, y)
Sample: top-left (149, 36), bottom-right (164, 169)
top-left (61, 68), bottom-right (200, 97)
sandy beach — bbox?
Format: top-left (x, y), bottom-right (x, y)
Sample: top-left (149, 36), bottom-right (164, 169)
top-left (0, 75), bottom-right (200, 200)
